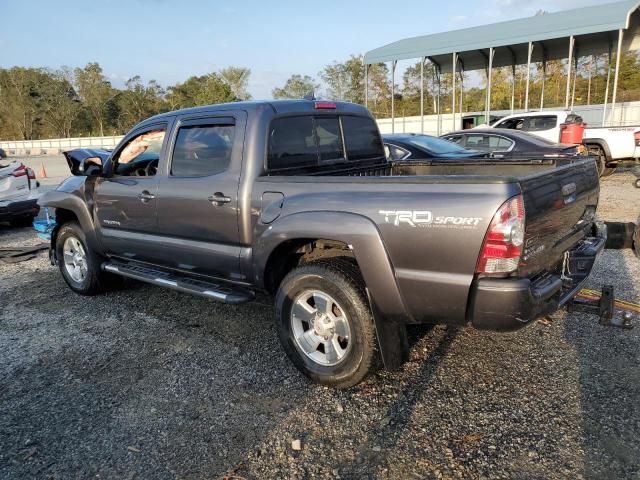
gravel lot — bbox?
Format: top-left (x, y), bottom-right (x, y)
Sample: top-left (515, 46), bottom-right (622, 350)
top-left (1, 169), bottom-right (639, 479)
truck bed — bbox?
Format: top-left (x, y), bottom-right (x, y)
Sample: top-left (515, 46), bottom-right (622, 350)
top-left (294, 157), bottom-right (580, 181)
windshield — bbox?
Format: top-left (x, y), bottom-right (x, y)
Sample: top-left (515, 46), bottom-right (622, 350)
top-left (408, 135), bottom-right (472, 155)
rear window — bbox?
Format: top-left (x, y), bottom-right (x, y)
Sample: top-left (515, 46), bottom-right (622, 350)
top-left (341, 116), bottom-right (384, 161)
top-left (267, 115), bottom-right (383, 171)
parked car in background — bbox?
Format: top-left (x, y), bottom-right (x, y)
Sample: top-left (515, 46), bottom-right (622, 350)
top-left (383, 133), bottom-right (486, 161)
top-left (0, 160), bottom-right (40, 226)
top-left (441, 129), bottom-right (586, 162)
top-left (487, 110), bottom-right (640, 175)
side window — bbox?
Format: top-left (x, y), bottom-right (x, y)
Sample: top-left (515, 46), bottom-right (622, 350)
top-left (112, 128), bottom-right (166, 176)
top-left (523, 115), bottom-right (557, 131)
top-left (444, 135), bottom-right (464, 145)
top-left (497, 137), bottom-right (514, 150)
top-left (495, 118), bottom-right (524, 130)
top-left (268, 117), bottom-right (317, 170)
top-left (171, 124), bottom-right (235, 177)
top-left (385, 144), bottom-right (410, 160)
top-left (465, 135), bottom-right (491, 151)
top-left (341, 116), bottom-right (385, 161)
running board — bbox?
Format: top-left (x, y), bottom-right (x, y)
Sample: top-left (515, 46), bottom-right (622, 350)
top-left (102, 262), bottom-right (255, 304)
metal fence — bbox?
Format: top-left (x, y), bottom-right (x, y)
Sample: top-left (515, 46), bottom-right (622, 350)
top-left (376, 101), bottom-right (640, 135)
top-left (0, 136), bottom-right (124, 156)
top-left (2, 100), bottom-right (640, 155)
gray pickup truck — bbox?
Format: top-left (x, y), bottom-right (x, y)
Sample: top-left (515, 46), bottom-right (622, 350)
top-left (39, 100), bottom-right (604, 388)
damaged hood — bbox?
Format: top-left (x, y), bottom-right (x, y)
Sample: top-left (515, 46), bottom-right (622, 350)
top-left (63, 148), bottom-right (111, 175)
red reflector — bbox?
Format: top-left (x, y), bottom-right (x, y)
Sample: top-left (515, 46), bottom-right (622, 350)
top-left (314, 101), bottom-right (336, 109)
top-left (634, 131), bottom-right (640, 146)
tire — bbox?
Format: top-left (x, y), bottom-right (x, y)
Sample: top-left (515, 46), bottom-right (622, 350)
top-left (275, 258), bottom-right (378, 388)
top-left (55, 221), bottom-right (120, 295)
top-left (586, 144), bottom-right (608, 177)
top-left (601, 166), bottom-right (616, 177)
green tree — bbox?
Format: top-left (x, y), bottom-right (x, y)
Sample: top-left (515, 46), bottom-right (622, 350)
top-left (40, 67), bottom-right (82, 138)
top-left (219, 67), bottom-right (252, 101)
top-left (0, 67), bottom-right (44, 140)
top-left (167, 73), bottom-right (237, 109)
top-left (272, 74), bottom-right (319, 99)
top-left (74, 63), bottom-right (116, 136)
top-left (115, 76), bottom-right (166, 131)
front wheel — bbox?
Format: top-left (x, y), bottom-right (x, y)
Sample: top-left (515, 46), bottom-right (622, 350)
top-left (275, 259), bottom-right (378, 388)
top-left (56, 221), bottom-right (120, 295)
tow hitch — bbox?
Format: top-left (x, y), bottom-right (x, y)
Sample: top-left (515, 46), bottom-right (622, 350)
top-left (569, 285), bottom-right (636, 329)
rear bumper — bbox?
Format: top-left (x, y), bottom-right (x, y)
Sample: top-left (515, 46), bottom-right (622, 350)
top-left (468, 228), bottom-right (606, 331)
top-left (0, 197), bottom-right (40, 222)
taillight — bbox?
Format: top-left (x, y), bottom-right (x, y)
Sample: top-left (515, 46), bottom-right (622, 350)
top-left (11, 164), bottom-right (27, 177)
top-left (634, 131), bottom-right (640, 147)
top-left (26, 167), bottom-right (36, 179)
top-left (476, 194), bottom-right (525, 274)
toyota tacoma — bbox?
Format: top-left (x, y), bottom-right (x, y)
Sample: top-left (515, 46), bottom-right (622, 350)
top-left (38, 100), bottom-right (604, 388)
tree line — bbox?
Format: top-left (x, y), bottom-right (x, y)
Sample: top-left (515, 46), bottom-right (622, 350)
top-left (1, 52), bottom-right (640, 140)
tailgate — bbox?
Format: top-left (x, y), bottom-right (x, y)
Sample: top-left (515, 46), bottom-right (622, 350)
top-left (518, 158), bottom-right (599, 277)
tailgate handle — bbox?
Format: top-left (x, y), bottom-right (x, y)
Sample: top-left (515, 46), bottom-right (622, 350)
top-left (562, 183), bottom-right (576, 195)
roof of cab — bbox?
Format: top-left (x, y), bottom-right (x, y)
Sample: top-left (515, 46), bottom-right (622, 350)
top-left (143, 99), bottom-right (371, 124)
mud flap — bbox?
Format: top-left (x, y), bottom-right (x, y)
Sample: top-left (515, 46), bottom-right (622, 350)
top-left (367, 293), bottom-right (409, 370)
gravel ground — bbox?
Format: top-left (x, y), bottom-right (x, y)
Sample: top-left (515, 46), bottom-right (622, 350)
top-left (1, 169), bottom-right (639, 479)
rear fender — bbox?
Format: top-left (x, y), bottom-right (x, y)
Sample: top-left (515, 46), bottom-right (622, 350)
top-left (253, 211), bottom-right (411, 369)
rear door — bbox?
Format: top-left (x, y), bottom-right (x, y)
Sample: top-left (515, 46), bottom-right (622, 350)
top-left (153, 112), bottom-right (246, 280)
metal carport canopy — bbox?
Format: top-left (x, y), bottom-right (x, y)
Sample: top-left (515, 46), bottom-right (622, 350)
top-left (364, 0), bottom-right (640, 72)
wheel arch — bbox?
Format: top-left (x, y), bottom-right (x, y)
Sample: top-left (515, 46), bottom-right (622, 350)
top-left (254, 211), bottom-right (411, 369)
top-left (39, 190), bottom-right (99, 251)
top-left (584, 138), bottom-right (613, 163)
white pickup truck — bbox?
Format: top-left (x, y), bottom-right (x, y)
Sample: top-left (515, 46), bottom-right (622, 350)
top-left (487, 110), bottom-right (640, 176)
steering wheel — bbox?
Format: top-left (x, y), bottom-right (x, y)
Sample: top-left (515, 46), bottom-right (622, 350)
top-left (145, 159), bottom-right (159, 176)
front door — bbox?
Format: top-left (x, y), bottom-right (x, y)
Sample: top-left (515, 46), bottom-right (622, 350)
top-left (94, 122), bottom-right (169, 260)
top-left (154, 114), bottom-right (245, 280)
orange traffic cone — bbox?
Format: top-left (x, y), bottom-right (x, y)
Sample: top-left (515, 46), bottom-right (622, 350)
top-left (39, 161), bottom-right (48, 178)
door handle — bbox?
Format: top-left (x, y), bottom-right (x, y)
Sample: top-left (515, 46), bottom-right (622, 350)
top-left (137, 190), bottom-right (155, 203)
top-left (208, 192), bottom-right (231, 205)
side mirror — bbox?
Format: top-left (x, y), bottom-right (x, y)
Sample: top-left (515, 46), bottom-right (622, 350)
top-left (79, 156), bottom-right (103, 177)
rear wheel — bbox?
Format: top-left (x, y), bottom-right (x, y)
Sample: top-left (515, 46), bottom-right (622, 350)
top-left (586, 144), bottom-right (612, 177)
top-left (56, 221), bottom-right (121, 295)
top-left (275, 258), bottom-right (378, 388)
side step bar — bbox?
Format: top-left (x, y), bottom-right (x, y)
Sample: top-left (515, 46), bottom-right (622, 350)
top-left (102, 262), bottom-right (255, 304)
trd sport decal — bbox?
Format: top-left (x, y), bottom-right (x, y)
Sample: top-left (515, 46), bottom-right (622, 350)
top-left (378, 210), bottom-right (482, 229)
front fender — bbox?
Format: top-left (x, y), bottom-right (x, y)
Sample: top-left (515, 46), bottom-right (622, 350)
top-left (38, 190), bottom-right (99, 250)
